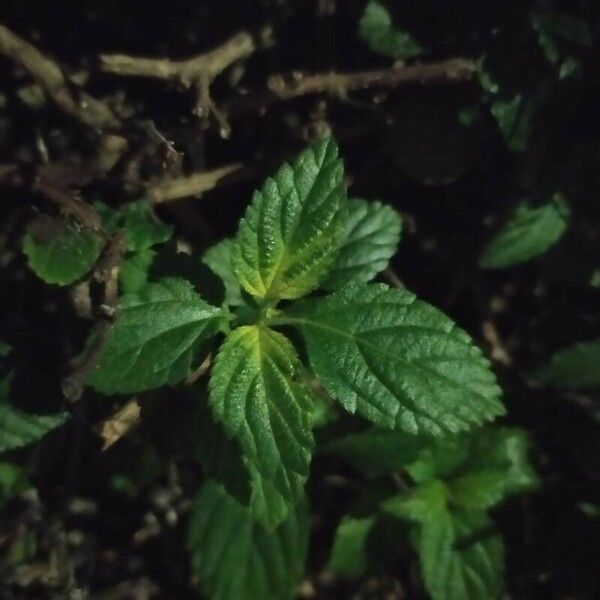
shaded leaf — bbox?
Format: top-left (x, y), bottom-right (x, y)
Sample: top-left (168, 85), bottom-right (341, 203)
top-left (323, 198), bottom-right (402, 289)
top-left (480, 194), bottom-right (570, 269)
top-left (87, 278), bottom-right (224, 394)
top-left (534, 338), bottom-right (600, 389)
top-left (203, 239), bottom-right (243, 306)
top-left (188, 482), bottom-right (308, 600)
top-left (359, 0), bottom-right (424, 60)
top-left (328, 516), bottom-right (376, 577)
top-left (23, 219), bottom-right (102, 286)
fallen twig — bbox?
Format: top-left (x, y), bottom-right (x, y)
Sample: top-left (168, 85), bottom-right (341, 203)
top-left (100, 32), bottom-right (255, 135)
top-left (0, 22), bottom-right (119, 128)
top-left (147, 163), bottom-right (243, 203)
top-left (268, 58), bottom-right (477, 99)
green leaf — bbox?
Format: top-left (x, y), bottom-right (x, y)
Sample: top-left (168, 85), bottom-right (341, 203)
top-left (23, 219), bottom-right (102, 286)
top-left (285, 283), bottom-right (503, 435)
top-left (322, 198), bottom-right (402, 290)
top-left (119, 248), bottom-right (156, 295)
top-left (532, 10), bottom-right (593, 65)
top-left (209, 325), bottom-right (314, 525)
top-left (359, 0), bottom-right (424, 60)
top-left (480, 194), bottom-right (570, 269)
top-left (325, 428), bottom-right (425, 476)
top-left (327, 515), bottom-right (376, 577)
top-left (188, 482), bottom-right (308, 600)
top-left (1, 370), bottom-right (67, 453)
top-left (490, 94), bottom-right (536, 152)
top-left (87, 278), bottom-right (224, 394)
top-left (233, 137), bottom-right (345, 302)
top-left (0, 462), bottom-right (30, 508)
top-left (121, 201), bottom-right (173, 252)
top-left (447, 428), bottom-right (538, 509)
top-left (203, 239), bottom-right (243, 306)
top-left (534, 339), bottom-right (600, 389)
top-left (382, 480), bottom-right (448, 522)
top-left (417, 509), bottom-right (504, 600)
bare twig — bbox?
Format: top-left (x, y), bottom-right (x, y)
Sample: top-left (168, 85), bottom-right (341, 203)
top-left (0, 22), bottom-right (119, 128)
top-left (268, 58), bottom-right (477, 99)
top-left (147, 163), bottom-right (243, 203)
top-left (100, 32), bottom-right (255, 134)
top-left (95, 398), bottom-right (141, 450)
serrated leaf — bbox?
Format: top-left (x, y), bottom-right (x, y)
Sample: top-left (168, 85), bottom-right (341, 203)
top-left (534, 338), bottom-right (600, 389)
top-left (480, 195), bottom-right (569, 269)
top-left (87, 278), bottom-right (224, 394)
top-left (418, 509), bottom-right (504, 600)
top-left (233, 137), bottom-right (345, 302)
top-left (0, 371), bottom-right (67, 453)
top-left (328, 515), bottom-right (376, 577)
top-left (188, 482), bottom-right (308, 600)
top-left (23, 220), bottom-right (102, 286)
top-left (325, 428), bottom-right (425, 476)
top-left (447, 428), bottom-right (538, 509)
top-left (322, 198), bottom-right (402, 290)
top-left (209, 325), bottom-right (314, 525)
top-left (285, 283), bottom-right (503, 436)
top-left (490, 94), bottom-right (536, 152)
top-left (121, 201), bottom-right (173, 251)
top-left (359, 0), bottom-right (424, 60)
top-left (203, 239), bottom-right (243, 306)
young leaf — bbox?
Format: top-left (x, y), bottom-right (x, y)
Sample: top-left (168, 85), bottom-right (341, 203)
top-left (188, 482), bottom-right (308, 600)
top-left (322, 198), bottom-right (402, 290)
top-left (532, 9), bottom-right (592, 65)
top-left (0, 404), bottom-right (68, 453)
top-left (233, 137), bottom-right (345, 303)
top-left (480, 194), bottom-right (570, 269)
top-left (417, 509), bottom-right (504, 600)
top-left (327, 515), bottom-right (376, 577)
top-left (285, 283), bottom-right (503, 435)
top-left (1, 372), bottom-right (67, 453)
top-left (359, 0), bottom-right (424, 60)
top-left (119, 248), bottom-right (156, 295)
top-left (203, 239), bottom-right (243, 306)
top-left (534, 338), bottom-right (600, 389)
top-left (490, 94), bottom-right (536, 152)
top-left (209, 325), bottom-right (314, 522)
top-left (121, 201), bottom-right (173, 251)
top-left (325, 428), bottom-right (425, 476)
top-left (87, 278), bottom-right (224, 394)
top-left (23, 219), bottom-right (102, 286)
top-left (446, 428), bottom-right (538, 509)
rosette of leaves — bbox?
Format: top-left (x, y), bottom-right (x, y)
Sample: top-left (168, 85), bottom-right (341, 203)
top-left (77, 137), bottom-right (505, 599)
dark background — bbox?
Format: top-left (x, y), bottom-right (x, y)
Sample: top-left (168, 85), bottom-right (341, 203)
top-left (0, 1), bottom-right (599, 598)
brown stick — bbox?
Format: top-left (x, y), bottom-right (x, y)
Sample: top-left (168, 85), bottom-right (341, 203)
top-left (268, 58), bottom-right (477, 99)
top-left (100, 32), bottom-right (254, 131)
top-left (100, 32), bottom-right (254, 84)
top-left (0, 23), bottom-right (119, 128)
top-left (147, 163), bottom-right (243, 203)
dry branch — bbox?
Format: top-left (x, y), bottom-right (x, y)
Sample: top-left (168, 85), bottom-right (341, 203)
top-left (0, 22), bottom-right (119, 128)
top-left (148, 163), bottom-right (243, 203)
top-left (100, 32), bottom-right (255, 133)
top-left (268, 58), bottom-right (477, 99)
